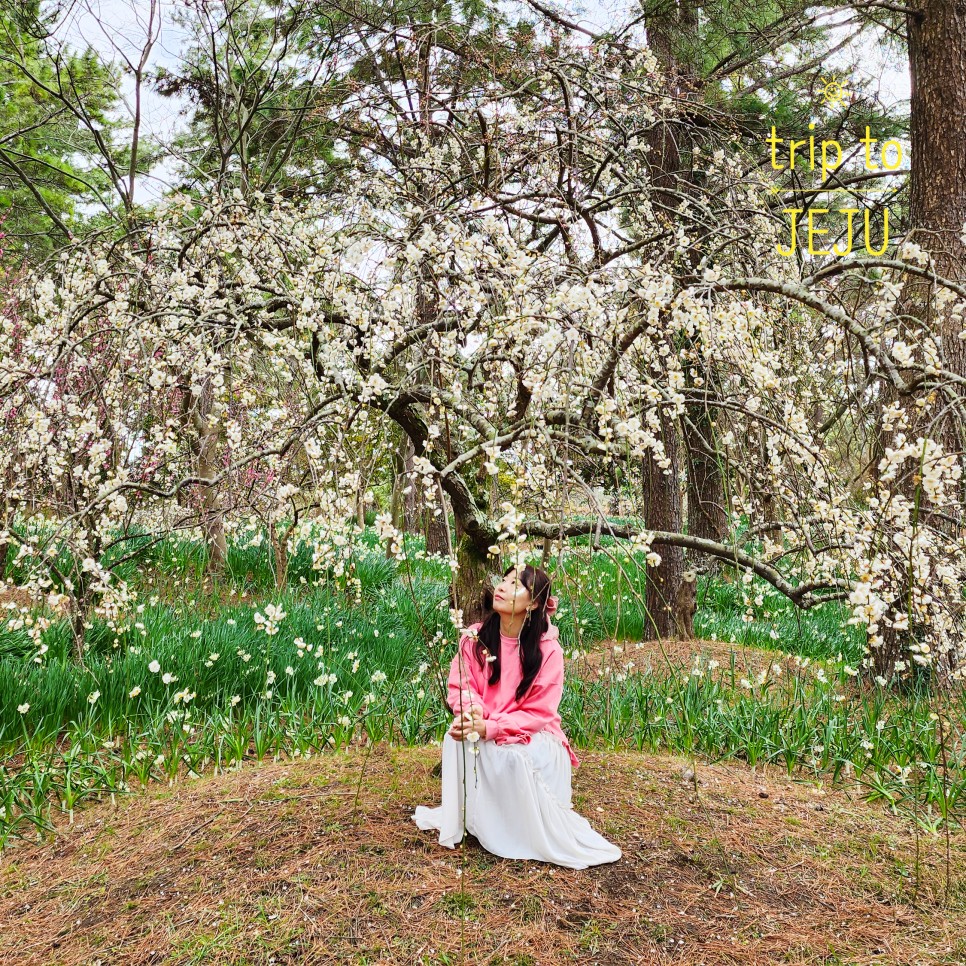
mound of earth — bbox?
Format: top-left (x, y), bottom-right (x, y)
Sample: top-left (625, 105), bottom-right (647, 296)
top-left (570, 635), bottom-right (825, 683)
top-left (1, 742), bottom-right (963, 964)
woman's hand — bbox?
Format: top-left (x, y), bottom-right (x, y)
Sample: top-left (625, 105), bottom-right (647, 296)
top-left (448, 703), bottom-right (487, 740)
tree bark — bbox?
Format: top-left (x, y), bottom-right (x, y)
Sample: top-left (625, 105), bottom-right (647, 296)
top-left (673, 569), bottom-right (697, 640)
top-left (643, 410), bottom-right (687, 640)
top-left (270, 517), bottom-right (288, 591)
top-left (0, 487), bottom-right (12, 580)
top-left (646, 0), bottom-right (727, 588)
top-left (389, 429), bottom-right (406, 528)
top-left (424, 487), bottom-right (450, 555)
top-left (451, 532), bottom-right (494, 625)
top-left (906, 0), bottom-right (966, 465)
top-left (69, 571), bottom-right (94, 668)
top-left (430, 477), bottom-right (454, 560)
top-left (685, 365), bottom-right (728, 575)
top-left (872, 0), bottom-right (966, 684)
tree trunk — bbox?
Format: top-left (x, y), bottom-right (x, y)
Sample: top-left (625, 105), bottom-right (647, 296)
top-left (685, 364), bottom-right (728, 576)
top-left (270, 518), bottom-right (288, 591)
top-left (540, 536), bottom-right (552, 570)
top-left (69, 573), bottom-right (93, 668)
top-left (907, 0), bottom-right (966, 471)
top-left (673, 570), bottom-right (697, 640)
top-left (71, 604), bottom-right (88, 668)
top-left (451, 532), bottom-right (494, 626)
top-left (0, 490), bottom-right (11, 580)
top-left (644, 0), bottom-right (717, 607)
top-left (387, 430), bottom-right (407, 559)
top-left (431, 478), bottom-right (454, 560)
top-left (871, 0), bottom-right (966, 684)
top-left (643, 411), bottom-right (686, 640)
top-left (424, 495), bottom-right (450, 556)
top-left (390, 433), bottom-right (405, 520)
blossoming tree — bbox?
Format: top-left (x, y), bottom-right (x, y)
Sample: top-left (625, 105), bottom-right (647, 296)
top-left (3, 3), bottom-right (966, 690)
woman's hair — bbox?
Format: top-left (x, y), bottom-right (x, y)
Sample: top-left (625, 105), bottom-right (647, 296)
top-left (473, 564), bottom-right (553, 702)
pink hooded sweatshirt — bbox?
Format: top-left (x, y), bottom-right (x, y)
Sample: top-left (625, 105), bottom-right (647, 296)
top-left (446, 618), bottom-right (580, 769)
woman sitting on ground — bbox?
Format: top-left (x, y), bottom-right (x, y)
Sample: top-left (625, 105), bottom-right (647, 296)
top-left (412, 564), bottom-right (622, 870)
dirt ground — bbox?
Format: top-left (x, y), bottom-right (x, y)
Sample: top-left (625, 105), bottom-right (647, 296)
top-left (1, 740), bottom-right (964, 965)
top-left (568, 635), bottom-right (823, 684)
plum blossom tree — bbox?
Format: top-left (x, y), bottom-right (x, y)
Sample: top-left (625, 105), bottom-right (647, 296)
top-left (0, 194), bottom-right (362, 658)
top-left (3, 5), bottom-right (966, 690)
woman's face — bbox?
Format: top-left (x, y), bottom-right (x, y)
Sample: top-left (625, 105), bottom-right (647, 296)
top-left (491, 568), bottom-right (533, 618)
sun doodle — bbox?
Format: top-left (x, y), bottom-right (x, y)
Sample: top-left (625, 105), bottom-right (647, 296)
top-left (820, 74), bottom-right (848, 110)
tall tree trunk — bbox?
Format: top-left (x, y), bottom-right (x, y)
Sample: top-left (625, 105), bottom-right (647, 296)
top-left (70, 601), bottom-right (88, 667)
top-left (646, 0), bottom-right (725, 598)
top-left (907, 0), bottom-right (966, 468)
top-left (643, 411), bottom-right (687, 639)
top-left (387, 430), bottom-right (407, 559)
top-left (685, 364), bottom-right (728, 575)
top-left (69, 568), bottom-right (95, 667)
top-left (390, 431), bottom-right (406, 528)
top-left (872, 0), bottom-right (966, 684)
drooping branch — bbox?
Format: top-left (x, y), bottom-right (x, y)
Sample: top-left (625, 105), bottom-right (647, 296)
top-left (518, 517), bottom-right (853, 608)
top-left (377, 394), bottom-right (497, 552)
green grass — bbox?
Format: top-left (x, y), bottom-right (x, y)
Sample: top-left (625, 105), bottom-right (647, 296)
top-left (0, 522), bottom-right (962, 847)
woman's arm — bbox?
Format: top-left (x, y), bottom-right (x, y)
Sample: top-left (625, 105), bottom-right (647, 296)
top-left (484, 645), bottom-right (564, 744)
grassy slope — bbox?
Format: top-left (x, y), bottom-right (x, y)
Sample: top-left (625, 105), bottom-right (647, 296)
top-left (1, 737), bottom-right (964, 966)
top-left (0, 533), bottom-right (961, 964)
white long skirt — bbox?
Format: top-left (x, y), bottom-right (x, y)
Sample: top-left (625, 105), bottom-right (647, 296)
top-left (412, 730), bottom-right (622, 870)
